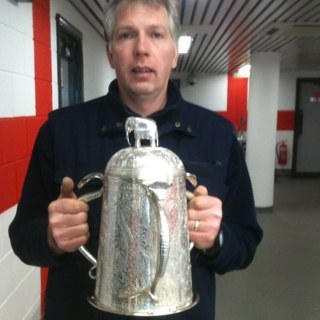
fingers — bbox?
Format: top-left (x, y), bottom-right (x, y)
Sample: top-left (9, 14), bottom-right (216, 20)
top-left (51, 223), bottom-right (90, 253)
top-left (188, 217), bottom-right (221, 250)
top-left (50, 177), bottom-right (88, 213)
top-left (193, 185), bottom-right (208, 197)
top-left (59, 177), bottom-right (76, 199)
top-left (48, 207), bottom-right (89, 253)
top-left (48, 177), bottom-right (89, 254)
top-left (188, 218), bottom-right (220, 234)
top-left (188, 186), bottom-right (222, 218)
top-left (49, 197), bottom-right (88, 215)
top-left (187, 185), bottom-right (222, 250)
top-left (49, 210), bottom-right (88, 228)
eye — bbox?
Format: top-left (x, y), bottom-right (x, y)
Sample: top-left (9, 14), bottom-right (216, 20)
top-left (117, 31), bottom-right (135, 40)
top-left (151, 31), bottom-right (164, 39)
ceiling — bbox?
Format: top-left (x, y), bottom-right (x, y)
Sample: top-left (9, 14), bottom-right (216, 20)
top-left (68, 0), bottom-right (320, 74)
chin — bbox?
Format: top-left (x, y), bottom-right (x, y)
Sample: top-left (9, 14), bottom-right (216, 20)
top-left (131, 83), bottom-right (155, 94)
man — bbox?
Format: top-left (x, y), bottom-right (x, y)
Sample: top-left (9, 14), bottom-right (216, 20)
top-left (9, 1), bottom-right (263, 319)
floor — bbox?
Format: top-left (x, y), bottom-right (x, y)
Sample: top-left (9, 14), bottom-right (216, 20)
top-left (215, 176), bottom-right (320, 320)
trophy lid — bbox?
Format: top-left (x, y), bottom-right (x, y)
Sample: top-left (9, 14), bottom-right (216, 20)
top-left (105, 117), bottom-right (185, 181)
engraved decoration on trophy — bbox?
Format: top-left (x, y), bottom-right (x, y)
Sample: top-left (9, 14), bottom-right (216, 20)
top-left (77, 117), bottom-right (199, 316)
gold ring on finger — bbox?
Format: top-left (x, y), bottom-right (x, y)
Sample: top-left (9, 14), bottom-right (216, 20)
top-left (194, 220), bottom-right (200, 232)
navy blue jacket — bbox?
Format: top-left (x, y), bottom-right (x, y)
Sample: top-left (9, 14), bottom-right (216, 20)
top-left (9, 80), bottom-right (262, 320)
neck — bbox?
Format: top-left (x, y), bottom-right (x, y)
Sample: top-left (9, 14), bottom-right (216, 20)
top-left (119, 86), bottom-right (168, 117)
top-left (126, 97), bottom-right (167, 117)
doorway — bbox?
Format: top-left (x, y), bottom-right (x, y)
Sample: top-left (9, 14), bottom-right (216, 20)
top-left (56, 14), bottom-right (84, 108)
top-left (292, 78), bottom-right (320, 177)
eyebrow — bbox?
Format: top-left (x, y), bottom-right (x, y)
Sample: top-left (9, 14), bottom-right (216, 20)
top-left (115, 24), bottom-right (168, 32)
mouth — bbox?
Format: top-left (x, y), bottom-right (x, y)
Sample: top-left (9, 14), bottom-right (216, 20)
top-left (132, 66), bottom-right (154, 74)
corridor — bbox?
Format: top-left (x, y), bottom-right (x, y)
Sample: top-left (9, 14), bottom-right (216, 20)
top-left (216, 177), bottom-right (320, 320)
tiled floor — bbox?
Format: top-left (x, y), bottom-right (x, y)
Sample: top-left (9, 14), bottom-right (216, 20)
top-left (216, 177), bottom-right (320, 320)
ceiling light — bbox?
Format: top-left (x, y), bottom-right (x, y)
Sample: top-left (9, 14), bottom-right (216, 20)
top-left (178, 35), bottom-right (192, 54)
top-left (234, 64), bottom-right (251, 78)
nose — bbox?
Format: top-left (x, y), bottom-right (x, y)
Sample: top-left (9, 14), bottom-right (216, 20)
top-left (134, 34), bottom-right (149, 57)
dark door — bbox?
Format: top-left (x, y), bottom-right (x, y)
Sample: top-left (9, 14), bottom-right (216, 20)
top-left (292, 78), bottom-right (320, 177)
top-left (56, 14), bottom-right (84, 108)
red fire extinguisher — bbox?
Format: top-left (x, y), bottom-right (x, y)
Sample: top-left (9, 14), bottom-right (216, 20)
top-left (276, 141), bottom-right (288, 166)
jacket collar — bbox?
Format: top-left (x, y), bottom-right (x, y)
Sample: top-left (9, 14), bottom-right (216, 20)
top-left (98, 79), bottom-right (196, 138)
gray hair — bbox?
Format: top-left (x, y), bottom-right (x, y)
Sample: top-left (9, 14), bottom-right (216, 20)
top-left (103, 0), bottom-right (180, 48)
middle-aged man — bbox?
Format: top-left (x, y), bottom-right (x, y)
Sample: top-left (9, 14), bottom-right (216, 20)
top-left (9, 1), bottom-right (263, 319)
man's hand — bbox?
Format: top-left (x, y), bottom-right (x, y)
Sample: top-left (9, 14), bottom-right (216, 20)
top-left (188, 185), bottom-right (222, 250)
top-left (47, 177), bottom-right (89, 255)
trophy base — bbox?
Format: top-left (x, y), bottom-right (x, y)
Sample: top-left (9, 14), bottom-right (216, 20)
top-left (88, 293), bottom-right (199, 317)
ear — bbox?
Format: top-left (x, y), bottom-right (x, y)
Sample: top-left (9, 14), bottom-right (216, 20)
top-left (171, 47), bottom-right (179, 69)
top-left (106, 44), bottom-right (115, 69)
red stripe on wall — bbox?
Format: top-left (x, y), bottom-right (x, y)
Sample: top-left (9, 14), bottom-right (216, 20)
top-left (32, 0), bottom-right (52, 315)
top-left (0, 0), bottom-right (51, 215)
top-left (34, 0), bottom-right (52, 116)
top-left (277, 110), bottom-right (295, 130)
top-left (217, 73), bottom-right (248, 131)
top-left (218, 74), bottom-right (295, 132)
top-left (0, 0), bottom-right (52, 315)
top-left (0, 0), bottom-right (51, 312)
top-left (0, 116), bottom-right (47, 213)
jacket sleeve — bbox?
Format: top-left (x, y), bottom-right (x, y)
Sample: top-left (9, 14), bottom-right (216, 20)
top-left (8, 121), bottom-right (69, 267)
top-left (198, 134), bottom-right (263, 273)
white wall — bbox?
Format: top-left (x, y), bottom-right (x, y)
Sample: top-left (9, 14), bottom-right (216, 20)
top-left (173, 72), bottom-right (228, 111)
top-left (0, 207), bottom-right (41, 320)
top-left (0, 1), bottom-right (40, 319)
top-left (50, 0), bottom-right (115, 110)
top-left (0, 0), bottom-right (35, 117)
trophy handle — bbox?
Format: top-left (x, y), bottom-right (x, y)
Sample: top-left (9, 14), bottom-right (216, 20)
top-left (77, 172), bottom-right (104, 278)
top-left (146, 172), bottom-right (197, 299)
top-left (147, 190), bottom-right (170, 302)
top-left (186, 173), bottom-right (197, 250)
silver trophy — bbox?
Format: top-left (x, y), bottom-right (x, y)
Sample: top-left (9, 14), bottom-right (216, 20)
top-left (78, 117), bottom-right (198, 316)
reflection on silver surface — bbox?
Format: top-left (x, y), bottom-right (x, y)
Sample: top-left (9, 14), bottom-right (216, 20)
top-left (79, 117), bottom-right (198, 316)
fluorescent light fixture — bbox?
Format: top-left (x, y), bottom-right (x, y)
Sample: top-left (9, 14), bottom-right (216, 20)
top-left (238, 64), bottom-right (251, 77)
top-left (178, 35), bottom-right (192, 54)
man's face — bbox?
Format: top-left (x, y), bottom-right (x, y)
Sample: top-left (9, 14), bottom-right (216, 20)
top-left (107, 3), bottom-right (179, 102)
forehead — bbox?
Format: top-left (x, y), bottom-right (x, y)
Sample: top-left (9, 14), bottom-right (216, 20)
top-left (114, 3), bottom-right (170, 28)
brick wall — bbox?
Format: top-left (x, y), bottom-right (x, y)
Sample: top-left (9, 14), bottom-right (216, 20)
top-left (0, 1), bottom-right (44, 318)
top-left (0, 0), bottom-right (113, 318)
